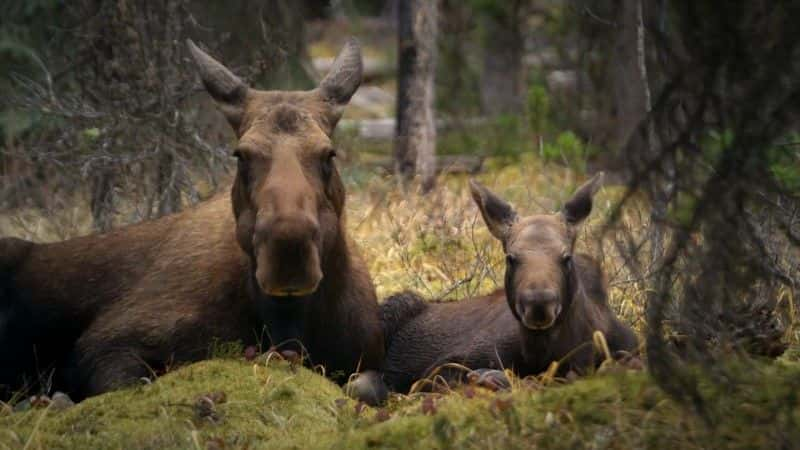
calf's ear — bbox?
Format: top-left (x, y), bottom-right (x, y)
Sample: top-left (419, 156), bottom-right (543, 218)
top-left (470, 180), bottom-right (518, 241)
top-left (563, 172), bottom-right (604, 225)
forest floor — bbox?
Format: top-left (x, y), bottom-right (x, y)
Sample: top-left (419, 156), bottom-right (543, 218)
top-left (2, 155), bottom-right (799, 449)
top-left (2, 355), bottom-right (799, 449)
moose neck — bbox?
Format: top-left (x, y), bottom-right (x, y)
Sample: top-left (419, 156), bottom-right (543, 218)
top-left (249, 224), bottom-right (352, 352)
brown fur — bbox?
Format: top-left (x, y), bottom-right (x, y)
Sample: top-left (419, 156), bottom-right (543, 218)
top-left (381, 175), bottom-right (637, 392)
top-left (0, 38), bottom-right (384, 400)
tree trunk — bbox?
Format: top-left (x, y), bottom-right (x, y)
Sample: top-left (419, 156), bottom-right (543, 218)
top-left (156, 150), bottom-right (181, 217)
top-left (613, 0), bottom-right (670, 270)
top-left (90, 171), bottom-right (114, 232)
top-left (611, 0), bottom-right (650, 151)
top-left (479, 0), bottom-right (524, 116)
top-left (394, 0), bottom-right (438, 192)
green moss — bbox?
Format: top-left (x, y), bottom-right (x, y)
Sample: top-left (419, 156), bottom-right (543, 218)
top-left (0, 359), bottom-right (350, 450)
top-left (4, 359), bottom-right (797, 449)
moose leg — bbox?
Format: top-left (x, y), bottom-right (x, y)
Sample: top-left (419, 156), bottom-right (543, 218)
top-left (75, 351), bottom-right (153, 398)
top-left (413, 364), bottom-right (506, 392)
top-left (606, 320), bottom-right (640, 357)
top-left (70, 330), bottom-right (156, 399)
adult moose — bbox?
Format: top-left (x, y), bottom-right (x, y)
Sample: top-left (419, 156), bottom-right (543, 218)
top-left (380, 174), bottom-right (638, 393)
top-left (0, 38), bottom-right (386, 404)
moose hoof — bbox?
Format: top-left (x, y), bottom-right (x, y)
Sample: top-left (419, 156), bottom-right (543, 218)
top-left (343, 370), bottom-right (388, 406)
top-left (467, 369), bottom-right (511, 391)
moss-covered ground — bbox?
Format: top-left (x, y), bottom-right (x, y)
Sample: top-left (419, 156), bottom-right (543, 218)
top-left (2, 356), bottom-right (799, 449)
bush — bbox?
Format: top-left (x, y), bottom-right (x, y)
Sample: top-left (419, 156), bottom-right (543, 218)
top-left (541, 130), bottom-right (596, 172)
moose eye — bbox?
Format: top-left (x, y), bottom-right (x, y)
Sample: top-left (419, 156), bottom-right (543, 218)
top-left (562, 253), bottom-right (572, 266)
top-left (505, 254), bottom-right (518, 267)
top-left (234, 151), bottom-right (250, 188)
top-left (321, 148), bottom-right (337, 179)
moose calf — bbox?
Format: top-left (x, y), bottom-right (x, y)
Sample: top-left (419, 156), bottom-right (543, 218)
top-left (380, 174), bottom-right (638, 392)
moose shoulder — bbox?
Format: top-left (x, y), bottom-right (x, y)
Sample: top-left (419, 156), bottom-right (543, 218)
top-left (0, 38), bottom-right (385, 404)
top-left (380, 174), bottom-right (638, 393)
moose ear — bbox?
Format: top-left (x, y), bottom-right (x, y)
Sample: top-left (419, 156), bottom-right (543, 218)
top-left (317, 37), bottom-right (363, 108)
top-left (187, 39), bottom-right (248, 128)
top-left (563, 172), bottom-right (604, 225)
top-left (470, 180), bottom-right (518, 241)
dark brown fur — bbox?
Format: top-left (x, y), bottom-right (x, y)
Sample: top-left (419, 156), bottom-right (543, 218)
top-left (381, 175), bottom-right (637, 393)
top-left (0, 38), bottom-right (384, 401)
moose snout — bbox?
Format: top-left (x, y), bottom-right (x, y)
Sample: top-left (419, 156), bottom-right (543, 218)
top-left (254, 215), bottom-right (323, 297)
top-left (517, 289), bottom-right (561, 330)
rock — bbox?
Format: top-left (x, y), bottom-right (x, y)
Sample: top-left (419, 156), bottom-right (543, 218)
top-left (244, 345), bottom-right (258, 361)
top-left (343, 370), bottom-right (388, 406)
top-left (12, 399), bottom-right (31, 413)
top-left (50, 392), bottom-right (75, 411)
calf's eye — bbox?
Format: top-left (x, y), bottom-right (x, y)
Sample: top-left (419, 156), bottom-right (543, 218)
top-left (505, 254), bottom-right (518, 267)
top-left (234, 152), bottom-right (250, 189)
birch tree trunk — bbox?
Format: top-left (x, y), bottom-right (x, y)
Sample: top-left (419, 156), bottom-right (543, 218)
top-left (394, 0), bottom-right (438, 192)
top-left (613, 0), bottom-right (668, 266)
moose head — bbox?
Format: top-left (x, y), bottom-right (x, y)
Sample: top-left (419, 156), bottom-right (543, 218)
top-left (188, 39), bottom-right (362, 297)
top-left (470, 174), bottom-right (604, 330)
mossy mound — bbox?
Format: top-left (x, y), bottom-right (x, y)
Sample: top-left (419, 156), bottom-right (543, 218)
top-left (3, 358), bottom-right (799, 449)
top-left (0, 358), bottom-right (349, 449)
top-left (340, 359), bottom-right (800, 450)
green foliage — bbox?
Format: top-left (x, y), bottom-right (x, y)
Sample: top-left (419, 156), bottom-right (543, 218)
top-left (698, 130), bottom-right (800, 195)
top-left (208, 338), bottom-right (244, 359)
top-left (541, 131), bottom-right (596, 172)
top-left (670, 191), bottom-right (698, 228)
top-left (467, 0), bottom-right (511, 20)
top-left (667, 130), bottom-right (800, 227)
top-left (700, 129), bottom-right (734, 165)
top-left (486, 114), bottom-right (528, 157)
top-left (526, 84), bottom-right (551, 136)
top-left (433, 116), bottom-right (531, 159)
top-left (0, 0), bottom-right (63, 143)
top-left (768, 138), bottom-right (800, 194)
